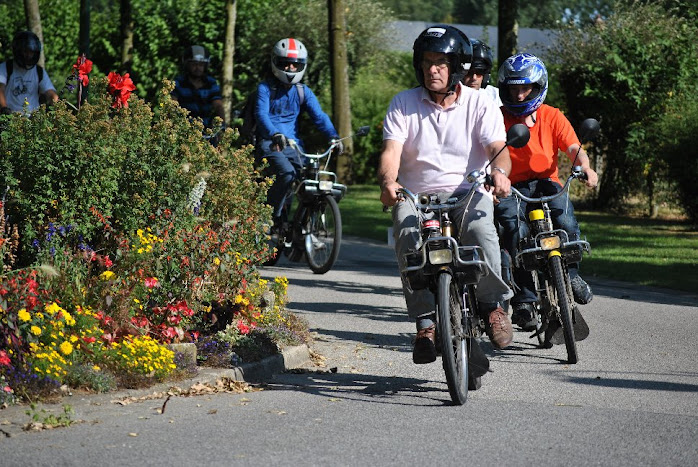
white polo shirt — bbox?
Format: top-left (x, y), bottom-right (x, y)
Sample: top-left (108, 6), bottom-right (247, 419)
top-left (383, 83), bottom-right (505, 196)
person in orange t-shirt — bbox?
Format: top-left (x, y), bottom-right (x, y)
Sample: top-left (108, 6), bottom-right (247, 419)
top-left (494, 53), bottom-right (598, 331)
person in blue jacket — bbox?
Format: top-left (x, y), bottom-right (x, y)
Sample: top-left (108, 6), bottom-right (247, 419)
top-left (255, 38), bottom-right (341, 228)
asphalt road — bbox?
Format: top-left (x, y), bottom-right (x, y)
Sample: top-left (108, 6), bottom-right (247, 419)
top-left (1, 236), bottom-right (697, 466)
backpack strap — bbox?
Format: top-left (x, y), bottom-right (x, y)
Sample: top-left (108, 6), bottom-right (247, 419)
top-left (296, 83), bottom-right (305, 106)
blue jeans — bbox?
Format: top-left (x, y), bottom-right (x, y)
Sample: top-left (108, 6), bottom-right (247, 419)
top-left (495, 178), bottom-right (581, 304)
top-left (259, 140), bottom-right (304, 219)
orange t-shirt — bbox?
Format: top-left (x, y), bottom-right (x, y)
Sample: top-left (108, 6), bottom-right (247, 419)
top-left (503, 104), bottom-right (579, 185)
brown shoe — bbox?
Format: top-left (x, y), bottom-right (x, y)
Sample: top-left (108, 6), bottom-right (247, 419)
top-left (486, 306), bottom-right (513, 349)
top-left (413, 325), bottom-right (437, 364)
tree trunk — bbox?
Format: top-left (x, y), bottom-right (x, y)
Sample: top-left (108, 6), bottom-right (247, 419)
top-left (23, 0), bottom-right (45, 67)
top-left (328, 0), bottom-right (353, 184)
top-left (497, 0), bottom-right (518, 66)
top-left (120, 0), bottom-right (134, 74)
top-left (222, 0), bottom-right (237, 124)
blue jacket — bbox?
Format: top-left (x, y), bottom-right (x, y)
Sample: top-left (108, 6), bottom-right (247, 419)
top-left (255, 79), bottom-right (338, 151)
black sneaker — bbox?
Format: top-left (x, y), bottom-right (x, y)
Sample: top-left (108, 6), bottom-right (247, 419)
top-left (412, 325), bottom-right (437, 364)
top-left (570, 275), bottom-right (593, 304)
top-left (512, 302), bottom-right (538, 331)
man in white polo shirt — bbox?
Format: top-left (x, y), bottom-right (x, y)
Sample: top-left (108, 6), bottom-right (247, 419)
top-left (378, 25), bottom-right (514, 364)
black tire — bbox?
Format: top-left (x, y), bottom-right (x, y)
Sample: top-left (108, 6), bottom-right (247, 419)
top-left (437, 272), bottom-right (469, 405)
top-left (305, 195), bottom-right (341, 274)
top-left (549, 255), bottom-right (578, 364)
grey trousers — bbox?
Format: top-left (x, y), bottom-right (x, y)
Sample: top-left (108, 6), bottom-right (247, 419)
top-left (391, 190), bottom-right (513, 320)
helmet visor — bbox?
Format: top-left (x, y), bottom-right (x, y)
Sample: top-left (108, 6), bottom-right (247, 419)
top-left (273, 56), bottom-right (307, 72)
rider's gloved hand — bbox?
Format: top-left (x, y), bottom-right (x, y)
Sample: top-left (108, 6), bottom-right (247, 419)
top-left (271, 133), bottom-right (287, 150)
top-left (332, 139), bottom-right (344, 154)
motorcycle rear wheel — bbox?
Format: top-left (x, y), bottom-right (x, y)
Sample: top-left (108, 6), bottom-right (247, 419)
top-left (437, 272), bottom-right (470, 405)
top-left (549, 255), bottom-right (578, 364)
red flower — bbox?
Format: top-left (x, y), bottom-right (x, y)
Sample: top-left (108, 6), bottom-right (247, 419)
top-left (130, 316), bottom-right (151, 328)
top-left (0, 350), bottom-right (11, 367)
top-left (144, 277), bottom-right (159, 289)
top-left (162, 327), bottom-right (178, 339)
top-left (107, 72), bottom-right (136, 108)
top-left (104, 257), bottom-right (113, 268)
top-left (82, 336), bottom-right (96, 344)
top-left (73, 55), bottom-right (93, 86)
top-left (236, 320), bottom-right (251, 335)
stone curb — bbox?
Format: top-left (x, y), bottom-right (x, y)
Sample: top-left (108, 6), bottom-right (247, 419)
top-left (186, 343), bottom-right (312, 385)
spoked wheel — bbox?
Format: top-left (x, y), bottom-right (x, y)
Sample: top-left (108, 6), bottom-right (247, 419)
top-left (304, 195), bottom-right (342, 274)
top-left (549, 254), bottom-right (578, 364)
top-left (436, 272), bottom-right (469, 405)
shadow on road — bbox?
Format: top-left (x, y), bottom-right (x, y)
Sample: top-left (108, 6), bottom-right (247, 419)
top-left (268, 370), bottom-right (456, 407)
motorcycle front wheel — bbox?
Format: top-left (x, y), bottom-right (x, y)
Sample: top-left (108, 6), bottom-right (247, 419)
top-left (549, 255), bottom-right (578, 364)
top-left (437, 272), bottom-right (469, 405)
top-left (304, 195), bottom-right (341, 274)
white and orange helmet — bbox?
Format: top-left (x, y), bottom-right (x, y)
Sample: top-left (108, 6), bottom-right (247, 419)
top-left (271, 38), bottom-right (308, 85)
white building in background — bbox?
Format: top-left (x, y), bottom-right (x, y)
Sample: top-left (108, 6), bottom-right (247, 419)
top-left (388, 20), bottom-right (556, 58)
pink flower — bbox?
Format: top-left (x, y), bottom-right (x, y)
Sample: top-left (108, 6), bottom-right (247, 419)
top-left (3, 386), bottom-right (12, 393)
top-left (144, 277), bottom-right (159, 289)
top-left (0, 350), bottom-right (11, 367)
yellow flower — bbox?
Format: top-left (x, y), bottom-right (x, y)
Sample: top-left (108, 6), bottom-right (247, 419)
top-left (213, 257), bottom-right (221, 266)
top-left (100, 270), bottom-right (115, 280)
top-left (30, 325), bottom-right (42, 336)
top-left (70, 335), bottom-right (78, 343)
top-left (59, 341), bottom-right (73, 356)
top-left (92, 365), bottom-right (101, 371)
top-left (18, 308), bottom-right (31, 322)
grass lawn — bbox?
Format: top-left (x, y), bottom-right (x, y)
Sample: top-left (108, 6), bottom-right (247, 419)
top-left (339, 184), bottom-right (698, 294)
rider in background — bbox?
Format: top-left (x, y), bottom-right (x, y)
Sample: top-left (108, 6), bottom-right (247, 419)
top-left (379, 25), bottom-right (514, 363)
top-left (461, 38), bottom-right (502, 107)
top-left (171, 45), bottom-right (226, 129)
top-left (0, 30), bottom-right (58, 115)
top-left (495, 53), bottom-right (598, 331)
top-left (255, 38), bottom-right (340, 230)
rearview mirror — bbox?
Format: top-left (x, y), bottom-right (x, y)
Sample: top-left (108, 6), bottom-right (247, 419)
top-left (506, 124), bottom-right (530, 148)
top-left (578, 118), bottom-right (600, 143)
top-left (355, 126), bottom-right (370, 137)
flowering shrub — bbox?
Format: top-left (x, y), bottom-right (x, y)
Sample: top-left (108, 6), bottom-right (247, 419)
top-left (0, 62), bottom-right (301, 401)
top-left (106, 335), bottom-right (176, 380)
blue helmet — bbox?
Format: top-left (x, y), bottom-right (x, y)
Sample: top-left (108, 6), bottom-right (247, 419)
top-left (498, 53), bottom-right (548, 116)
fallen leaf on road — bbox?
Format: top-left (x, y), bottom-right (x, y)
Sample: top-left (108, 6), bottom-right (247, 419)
top-left (207, 409), bottom-right (217, 415)
top-left (128, 432), bottom-right (138, 437)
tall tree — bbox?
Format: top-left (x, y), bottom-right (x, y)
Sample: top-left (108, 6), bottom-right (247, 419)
top-left (497, 0), bottom-right (518, 66)
top-left (79, 0), bottom-right (90, 57)
top-left (328, 0), bottom-right (353, 182)
top-left (23, 0), bottom-right (44, 66)
top-left (221, 0), bottom-right (237, 124)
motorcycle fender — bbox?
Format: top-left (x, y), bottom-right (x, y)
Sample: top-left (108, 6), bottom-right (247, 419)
top-left (547, 250), bottom-right (562, 259)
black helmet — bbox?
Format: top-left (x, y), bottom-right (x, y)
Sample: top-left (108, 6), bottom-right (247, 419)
top-left (412, 25), bottom-right (472, 91)
top-left (470, 39), bottom-right (494, 87)
top-left (182, 45), bottom-right (210, 66)
top-left (12, 30), bottom-right (42, 69)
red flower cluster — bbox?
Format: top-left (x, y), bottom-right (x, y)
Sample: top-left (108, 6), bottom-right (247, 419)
top-left (0, 350), bottom-right (11, 367)
top-left (107, 72), bottom-right (136, 109)
top-left (73, 55), bottom-right (93, 86)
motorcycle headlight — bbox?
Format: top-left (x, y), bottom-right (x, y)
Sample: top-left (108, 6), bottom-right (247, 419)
top-left (318, 180), bottom-right (333, 191)
top-left (539, 235), bottom-right (561, 250)
top-left (428, 249), bottom-right (452, 265)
